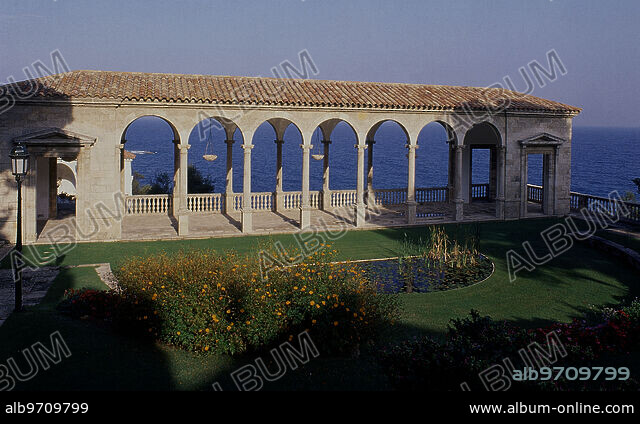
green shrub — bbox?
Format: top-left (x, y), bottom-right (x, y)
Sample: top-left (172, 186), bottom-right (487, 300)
top-left (70, 247), bottom-right (399, 356)
top-left (379, 310), bottom-right (640, 391)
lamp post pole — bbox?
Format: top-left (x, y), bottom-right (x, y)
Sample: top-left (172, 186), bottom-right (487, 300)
top-left (15, 173), bottom-right (23, 312)
top-left (10, 143), bottom-right (29, 313)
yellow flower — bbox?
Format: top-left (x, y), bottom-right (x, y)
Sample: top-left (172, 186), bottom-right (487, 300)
top-left (310, 301), bottom-right (315, 306)
top-left (177, 331), bottom-right (181, 335)
top-left (333, 321), bottom-right (339, 326)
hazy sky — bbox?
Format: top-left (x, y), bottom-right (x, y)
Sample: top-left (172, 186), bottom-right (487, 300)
top-left (1, 0), bottom-right (638, 127)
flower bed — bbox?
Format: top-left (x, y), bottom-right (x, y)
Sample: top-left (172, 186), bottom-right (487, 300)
top-left (378, 301), bottom-right (640, 391)
top-left (59, 248), bottom-right (399, 356)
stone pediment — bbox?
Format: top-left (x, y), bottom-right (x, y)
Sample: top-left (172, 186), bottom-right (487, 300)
top-left (518, 132), bottom-right (566, 147)
top-left (13, 128), bottom-right (96, 147)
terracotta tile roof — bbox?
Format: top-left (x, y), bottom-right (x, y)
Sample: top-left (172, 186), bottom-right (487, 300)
top-left (1, 70), bottom-right (580, 114)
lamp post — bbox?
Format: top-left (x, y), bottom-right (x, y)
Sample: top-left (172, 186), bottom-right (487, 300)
top-left (9, 143), bottom-right (29, 312)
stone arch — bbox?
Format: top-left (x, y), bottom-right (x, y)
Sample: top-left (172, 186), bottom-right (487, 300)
top-left (120, 115), bottom-right (181, 196)
top-left (462, 121), bottom-right (503, 203)
top-left (309, 119), bottom-right (359, 206)
top-left (121, 114), bottom-right (180, 144)
top-left (365, 119), bottom-right (410, 143)
top-left (249, 118), bottom-right (304, 195)
top-left (56, 161), bottom-right (77, 195)
top-left (416, 120), bottom-right (458, 196)
top-left (186, 116), bottom-right (244, 196)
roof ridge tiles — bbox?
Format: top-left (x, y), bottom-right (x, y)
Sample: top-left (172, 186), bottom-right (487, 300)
top-left (0, 69), bottom-right (581, 113)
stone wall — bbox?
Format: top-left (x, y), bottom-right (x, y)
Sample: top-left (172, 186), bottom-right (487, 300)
top-left (0, 100), bottom-right (577, 242)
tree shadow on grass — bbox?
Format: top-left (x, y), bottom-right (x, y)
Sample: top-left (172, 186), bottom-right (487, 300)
top-left (0, 268), bottom-right (176, 391)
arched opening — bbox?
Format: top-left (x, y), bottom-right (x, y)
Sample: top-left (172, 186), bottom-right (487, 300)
top-left (244, 119), bottom-right (304, 230)
top-left (463, 122), bottom-right (501, 216)
top-left (121, 116), bottom-right (179, 198)
top-left (366, 120), bottom-right (410, 221)
top-left (325, 121), bottom-right (358, 191)
top-left (120, 116), bottom-right (180, 238)
top-left (527, 153), bottom-right (545, 215)
top-left (187, 117), bottom-right (244, 216)
top-left (309, 119), bottom-right (358, 215)
top-left (416, 121), bottom-right (457, 217)
top-left (56, 160), bottom-right (77, 217)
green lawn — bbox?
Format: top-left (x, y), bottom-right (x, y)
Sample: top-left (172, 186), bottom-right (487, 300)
top-left (1, 218), bottom-right (638, 390)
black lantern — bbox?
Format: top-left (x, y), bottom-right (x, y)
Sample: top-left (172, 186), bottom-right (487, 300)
top-left (10, 143), bottom-right (30, 177)
top-left (9, 143), bottom-right (29, 312)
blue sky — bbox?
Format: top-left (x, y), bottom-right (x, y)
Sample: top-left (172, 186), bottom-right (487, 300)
top-left (1, 0), bottom-right (638, 126)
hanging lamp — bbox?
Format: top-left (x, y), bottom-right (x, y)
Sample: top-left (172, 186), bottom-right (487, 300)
top-left (202, 119), bottom-right (218, 161)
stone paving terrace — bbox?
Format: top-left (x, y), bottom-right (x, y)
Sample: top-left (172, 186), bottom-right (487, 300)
top-left (32, 202), bottom-right (519, 243)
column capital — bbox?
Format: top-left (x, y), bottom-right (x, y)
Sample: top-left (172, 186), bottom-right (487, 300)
top-left (405, 143), bottom-right (419, 150)
top-left (177, 143), bottom-right (191, 151)
top-left (274, 139), bottom-right (284, 145)
top-left (453, 144), bottom-right (465, 152)
top-left (321, 139), bottom-right (332, 145)
top-left (241, 144), bottom-right (254, 150)
top-left (300, 144), bottom-right (313, 151)
top-left (355, 144), bottom-right (368, 151)
top-left (225, 139), bottom-right (235, 145)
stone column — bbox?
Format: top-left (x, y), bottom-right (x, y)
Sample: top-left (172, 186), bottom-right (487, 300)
top-left (542, 153), bottom-right (550, 215)
top-left (321, 139), bottom-right (331, 211)
top-left (520, 146), bottom-right (528, 218)
top-left (177, 144), bottom-right (190, 236)
top-left (48, 157), bottom-right (57, 218)
top-left (223, 139), bottom-right (234, 214)
top-left (274, 139), bottom-right (284, 212)
top-left (74, 147), bottom-right (90, 241)
top-left (406, 143), bottom-right (418, 224)
top-left (23, 156), bottom-right (38, 243)
top-left (241, 144), bottom-right (253, 233)
top-left (489, 147), bottom-right (497, 200)
top-left (468, 147), bottom-right (474, 202)
top-left (118, 143), bottom-right (126, 194)
top-left (355, 144), bottom-right (367, 227)
top-left (300, 143), bottom-right (312, 229)
top-left (552, 146), bottom-right (559, 215)
top-left (172, 142), bottom-right (180, 216)
top-left (495, 145), bottom-right (506, 219)
top-left (366, 139), bottom-right (375, 206)
top-left (453, 145), bottom-right (464, 221)
top-left (447, 144), bottom-right (455, 202)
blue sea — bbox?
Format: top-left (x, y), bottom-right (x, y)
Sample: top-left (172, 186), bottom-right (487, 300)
top-left (124, 118), bottom-right (639, 199)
